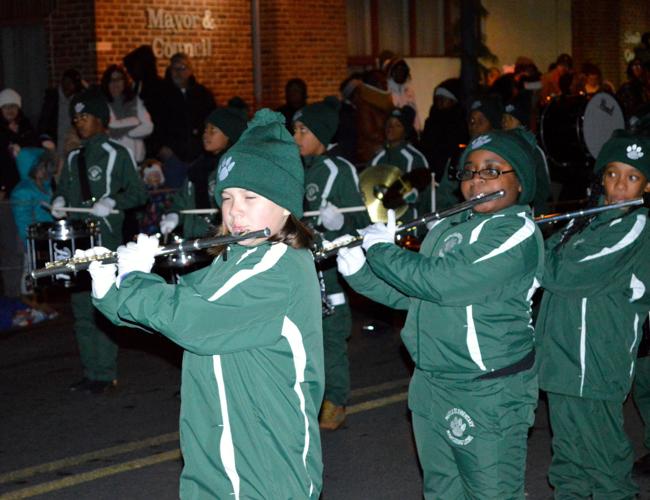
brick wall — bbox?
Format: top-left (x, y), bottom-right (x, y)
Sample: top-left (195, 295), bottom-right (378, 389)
top-left (45, 0), bottom-right (348, 111)
top-left (572, 0), bottom-right (650, 88)
top-left (47, 0), bottom-right (96, 86)
top-left (259, 0), bottom-right (348, 109)
top-left (94, 0), bottom-right (253, 107)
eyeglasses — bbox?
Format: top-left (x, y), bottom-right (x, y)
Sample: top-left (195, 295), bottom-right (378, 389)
top-left (457, 168), bottom-right (515, 181)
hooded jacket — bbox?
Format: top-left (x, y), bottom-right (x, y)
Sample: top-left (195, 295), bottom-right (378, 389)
top-left (10, 147), bottom-right (53, 242)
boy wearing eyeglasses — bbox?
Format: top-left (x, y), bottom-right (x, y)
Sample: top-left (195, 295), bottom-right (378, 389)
top-left (336, 128), bottom-right (544, 499)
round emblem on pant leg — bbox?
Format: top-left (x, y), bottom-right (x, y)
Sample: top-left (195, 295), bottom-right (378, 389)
top-left (445, 407), bottom-right (475, 445)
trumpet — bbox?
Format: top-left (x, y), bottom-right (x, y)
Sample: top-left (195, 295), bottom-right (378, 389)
top-left (534, 198), bottom-right (644, 224)
top-left (314, 190), bottom-right (505, 261)
top-left (31, 228), bottom-right (271, 279)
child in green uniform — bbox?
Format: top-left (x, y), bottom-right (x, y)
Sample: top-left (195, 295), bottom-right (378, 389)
top-left (536, 132), bottom-right (650, 499)
top-left (337, 128), bottom-right (543, 499)
top-left (51, 89), bottom-right (148, 394)
top-left (293, 96), bottom-right (370, 430)
top-left (83, 110), bottom-right (325, 499)
top-left (160, 107), bottom-right (247, 239)
top-left (370, 106), bottom-right (434, 220)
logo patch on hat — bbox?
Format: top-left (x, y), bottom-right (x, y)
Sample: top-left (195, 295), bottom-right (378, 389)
top-left (505, 104), bottom-right (515, 113)
top-left (471, 100), bottom-right (482, 110)
top-left (74, 102), bottom-right (85, 113)
top-left (218, 156), bottom-right (235, 181)
top-left (470, 135), bottom-right (491, 150)
top-left (627, 144), bottom-right (644, 160)
top-left (292, 110), bottom-right (303, 122)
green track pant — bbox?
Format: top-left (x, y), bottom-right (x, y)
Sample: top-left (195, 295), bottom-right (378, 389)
top-left (409, 367), bottom-right (537, 499)
top-left (71, 291), bottom-right (118, 382)
top-left (322, 301), bottom-right (351, 406)
top-left (547, 392), bottom-right (637, 500)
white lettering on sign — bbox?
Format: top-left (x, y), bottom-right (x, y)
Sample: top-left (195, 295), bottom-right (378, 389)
top-left (152, 37), bottom-right (213, 59)
top-left (146, 8), bottom-right (215, 33)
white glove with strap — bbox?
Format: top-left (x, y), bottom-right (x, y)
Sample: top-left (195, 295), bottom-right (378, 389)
top-left (116, 233), bottom-right (159, 287)
top-left (160, 213), bottom-right (180, 235)
top-left (74, 247), bottom-right (116, 299)
top-left (359, 209), bottom-right (397, 251)
top-left (320, 202), bottom-right (345, 231)
top-left (334, 235), bottom-right (366, 277)
top-left (91, 197), bottom-right (116, 217)
top-left (51, 196), bottom-right (66, 219)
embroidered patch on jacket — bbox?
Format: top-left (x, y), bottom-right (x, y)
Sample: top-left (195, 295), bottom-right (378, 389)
top-left (438, 232), bottom-right (463, 257)
top-left (88, 165), bottom-right (102, 181)
top-left (305, 183), bottom-right (320, 203)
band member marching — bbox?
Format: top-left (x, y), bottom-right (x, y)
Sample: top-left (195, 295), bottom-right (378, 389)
top-left (293, 96), bottom-right (370, 430)
top-left (82, 110), bottom-right (325, 499)
top-left (536, 132), bottom-right (650, 498)
top-left (51, 89), bottom-right (148, 394)
top-left (335, 128), bottom-right (544, 498)
top-left (160, 107), bottom-right (248, 239)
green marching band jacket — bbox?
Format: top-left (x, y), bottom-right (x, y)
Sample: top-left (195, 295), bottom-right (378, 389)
top-left (303, 154), bottom-right (370, 297)
top-left (537, 205), bottom-right (650, 402)
top-left (93, 241), bottom-right (324, 499)
top-left (346, 204), bottom-right (544, 380)
top-left (55, 133), bottom-right (148, 250)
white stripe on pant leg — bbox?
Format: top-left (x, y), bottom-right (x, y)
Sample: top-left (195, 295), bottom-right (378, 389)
top-left (212, 355), bottom-right (240, 500)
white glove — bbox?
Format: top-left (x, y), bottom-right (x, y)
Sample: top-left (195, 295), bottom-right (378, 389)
top-left (117, 234), bottom-right (160, 287)
top-left (320, 202), bottom-right (345, 231)
top-left (74, 247), bottom-right (116, 299)
top-left (51, 196), bottom-right (66, 219)
top-left (336, 236), bottom-right (366, 276)
top-left (159, 213), bottom-right (180, 235)
top-left (91, 197), bottom-right (116, 217)
top-left (359, 209), bottom-right (396, 251)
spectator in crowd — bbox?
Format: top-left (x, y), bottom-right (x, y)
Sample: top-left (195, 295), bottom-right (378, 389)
top-left (485, 66), bottom-right (502, 87)
top-left (385, 58), bottom-right (421, 133)
top-left (10, 147), bottom-right (55, 294)
top-left (571, 62), bottom-right (615, 95)
top-left (540, 53), bottom-right (573, 103)
top-left (618, 58), bottom-right (649, 120)
top-left (331, 73), bottom-right (363, 164)
top-left (356, 69), bottom-right (393, 163)
top-left (419, 78), bottom-right (469, 181)
top-left (123, 45), bottom-right (167, 159)
top-left (100, 64), bottom-right (153, 164)
top-left (276, 78), bottom-right (308, 133)
top-left (157, 53), bottom-right (216, 169)
top-left (37, 69), bottom-right (85, 156)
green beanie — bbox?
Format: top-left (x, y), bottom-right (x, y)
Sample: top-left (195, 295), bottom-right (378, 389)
top-left (292, 96), bottom-right (340, 147)
top-left (459, 128), bottom-right (538, 204)
top-left (206, 107), bottom-right (248, 143)
top-left (214, 109), bottom-right (305, 217)
top-left (594, 130), bottom-right (650, 179)
top-left (69, 88), bottom-right (110, 127)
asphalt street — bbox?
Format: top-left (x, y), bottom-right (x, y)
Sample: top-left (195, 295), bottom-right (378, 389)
top-left (1, 290), bottom-right (650, 499)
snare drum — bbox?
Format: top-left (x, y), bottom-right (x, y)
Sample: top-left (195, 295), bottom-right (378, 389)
top-left (27, 220), bottom-right (102, 289)
top-left (154, 234), bottom-right (211, 284)
top-left (540, 92), bottom-right (625, 167)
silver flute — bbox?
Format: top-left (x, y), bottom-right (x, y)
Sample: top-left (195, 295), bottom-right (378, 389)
top-left (31, 228), bottom-right (271, 279)
top-left (313, 190), bottom-right (505, 262)
top-left (534, 198), bottom-right (644, 224)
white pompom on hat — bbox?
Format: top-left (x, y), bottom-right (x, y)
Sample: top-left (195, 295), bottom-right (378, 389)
top-left (0, 88), bottom-right (21, 108)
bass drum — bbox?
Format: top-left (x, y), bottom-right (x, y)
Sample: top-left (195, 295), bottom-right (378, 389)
top-left (540, 92), bottom-right (625, 167)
